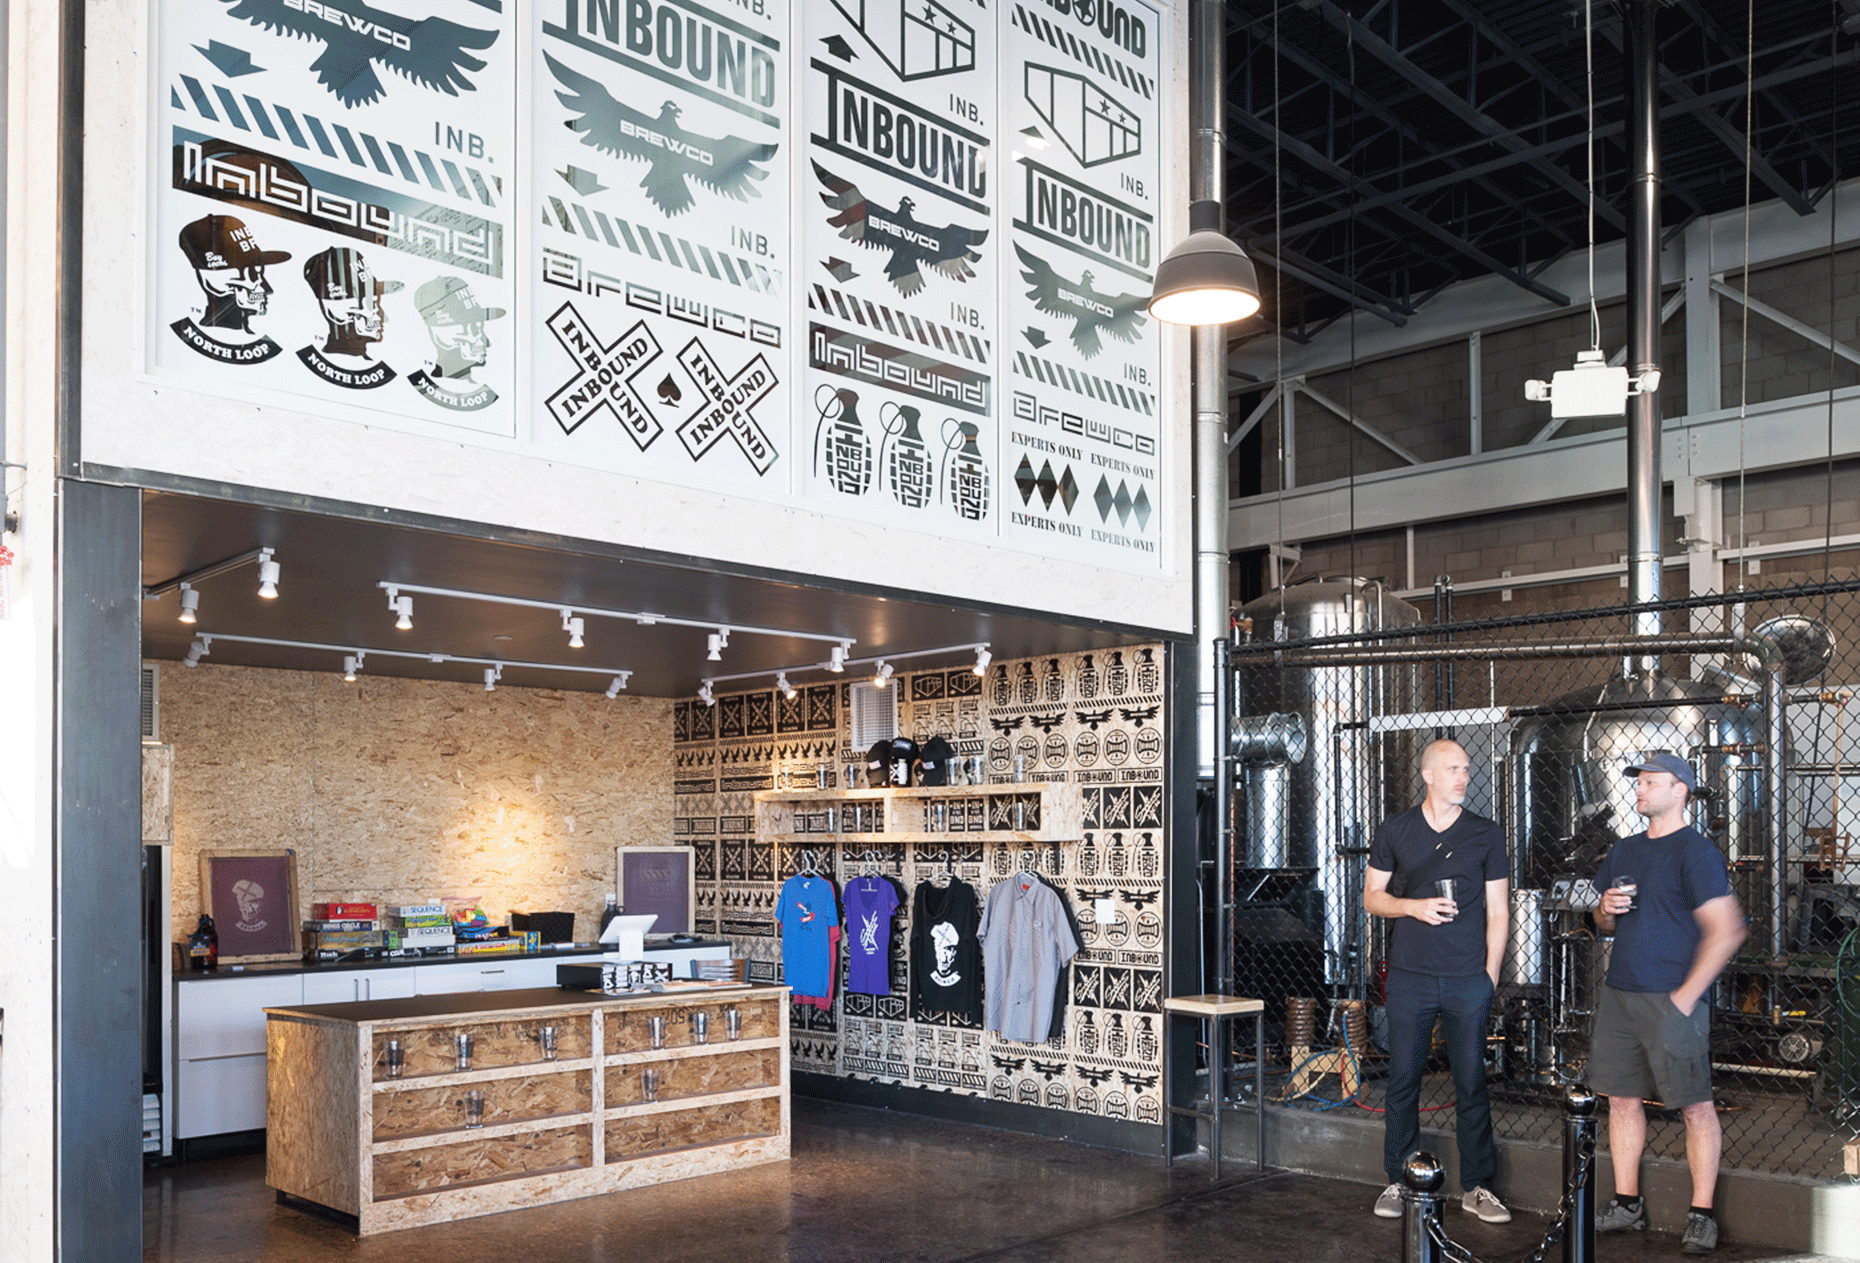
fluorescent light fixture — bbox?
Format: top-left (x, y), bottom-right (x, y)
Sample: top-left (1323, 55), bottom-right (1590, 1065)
top-left (1148, 201), bottom-right (1261, 326)
top-left (874, 660), bottom-right (893, 687)
top-left (342, 655), bottom-right (359, 683)
top-left (177, 583), bottom-right (199, 625)
top-left (777, 672), bottom-right (797, 699)
top-left (973, 646), bottom-right (992, 675)
top-left (255, 549), bottom-right (280, 599)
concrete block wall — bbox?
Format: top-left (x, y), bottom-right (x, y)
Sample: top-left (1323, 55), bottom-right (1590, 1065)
top-left (1722, 244), bottom-right (1860, 407)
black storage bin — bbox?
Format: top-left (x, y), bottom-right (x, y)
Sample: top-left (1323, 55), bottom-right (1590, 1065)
top-left (511, 911), bottom-right (576, 943)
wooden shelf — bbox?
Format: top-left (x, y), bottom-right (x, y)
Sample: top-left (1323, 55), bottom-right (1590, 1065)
top-left (753, 782), bottom-right (1083, 844)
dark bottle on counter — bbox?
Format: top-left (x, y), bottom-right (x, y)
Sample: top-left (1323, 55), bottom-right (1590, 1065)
top-left (599, 893), bottom-right (620, 939)
top-left (186, 914), bottom-right (219, 971)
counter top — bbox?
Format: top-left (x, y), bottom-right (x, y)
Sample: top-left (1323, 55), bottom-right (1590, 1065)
top-left (175, 937), bottom-right (730, 982)
top-left (265, 981), bottom-right (779, 1024)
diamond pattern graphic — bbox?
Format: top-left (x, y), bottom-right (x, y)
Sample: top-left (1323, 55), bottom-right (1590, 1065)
top-left (1058, 466), bottom-right (1079, 513)
top-left (1015, 455), bottom-right (1039, 505)
top-left (1132, 486), bottom-right (1151, 531)
top-left (1113, 482), bottom-right (1132, 525)
top-left (1036, 460), bottom-right (1059, 510)
top-left (1093, 475), bottom-right (1115, 520)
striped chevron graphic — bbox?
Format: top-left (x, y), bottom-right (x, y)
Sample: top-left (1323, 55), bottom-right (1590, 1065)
top-left (542, 197), bottom-right (782, 294)
top-left (1013, 350), bottom-right (1155, 416)
top-left (1009, 6), bottom-right (1155, 100)
top-left (170, 76), bottom-right (499, 207)
top-left (808, 284), bottom-right (991, 364)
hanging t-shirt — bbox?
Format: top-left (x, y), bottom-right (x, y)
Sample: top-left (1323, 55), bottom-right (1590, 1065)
top-left (979, 872), bottom-right (1082, 1043)
top-left (777, 873), bottom-right (840, 998)
top-left (911, 877), bottom-right (982, 1022)
top-left (845, 874), bottom-right (902, 995)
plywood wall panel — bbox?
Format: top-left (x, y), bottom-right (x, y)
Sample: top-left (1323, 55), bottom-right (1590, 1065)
top-left (164, 665), bottom-right (672, 935)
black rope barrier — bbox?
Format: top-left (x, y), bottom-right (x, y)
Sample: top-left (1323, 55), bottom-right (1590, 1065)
top-left (1403, 1086), bottom-right (1598, 1263)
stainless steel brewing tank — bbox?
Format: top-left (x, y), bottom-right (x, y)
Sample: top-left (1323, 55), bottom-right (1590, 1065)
top-left (1235, 578), bottom-right (1424, 983)
top-left (1509, 670), bottom-right (1765, 888)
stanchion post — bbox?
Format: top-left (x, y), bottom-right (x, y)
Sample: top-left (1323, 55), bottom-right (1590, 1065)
top-left (1401, 1152), bottom-right (1446, 1263)
top-left (1563, 1084), bottom-right (1597, 1263)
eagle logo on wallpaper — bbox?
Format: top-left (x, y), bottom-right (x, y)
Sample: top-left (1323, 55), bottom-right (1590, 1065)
top-left (813, 160), bottom-right (987, 298)
top-left (545, 54), bottom-right (778, 217)
top-left (1014, 245), bottom-right (1148, 359)
top-left (213, 0), bottom-right (498, 108)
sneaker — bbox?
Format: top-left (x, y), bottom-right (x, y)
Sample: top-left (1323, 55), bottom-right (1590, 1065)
top-left (1463, 1187), bottom-right (1512, 1223)
top-left (1374, 1182), bottom-right (1404, 1218)
top-left (1680, 1212), bottom-right (1719, 1255)
top-left (1596, 1199), bottom-right (1648, 1233)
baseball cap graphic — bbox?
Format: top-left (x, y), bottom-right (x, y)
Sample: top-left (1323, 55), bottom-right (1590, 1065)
top-left (304, 246), bottom-right (403, 301)
top-left (415, 276), bottom-right (506, 327)
top-left (179, 215), bottom-right (291, 270)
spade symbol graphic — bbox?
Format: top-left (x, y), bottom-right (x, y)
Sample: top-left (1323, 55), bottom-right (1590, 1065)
top-left (657, 375), bottom-right (683, 405)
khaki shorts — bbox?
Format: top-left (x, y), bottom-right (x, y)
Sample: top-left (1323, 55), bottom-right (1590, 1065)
top-left (1589, 985), bottom-right (1714, 1107)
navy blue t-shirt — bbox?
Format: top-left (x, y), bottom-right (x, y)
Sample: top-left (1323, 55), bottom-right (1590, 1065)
top-left (1592, 825), bottom-right (1732, 993)
top-left (1369, 805), bottom-right (1508, 978)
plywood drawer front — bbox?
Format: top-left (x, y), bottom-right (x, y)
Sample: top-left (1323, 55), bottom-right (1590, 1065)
top-left (604, 1049), bottom-right (780, 1107)
top-left (372, 1016), bottom-right (592, 1081)
top-left (371, 1125), bottom-right (591, 1199)
top-left (604, 998), bottom-right (778, 1054)
top-left (603, 1097), bottom-right (780, 1160)
top-left (373, 1071), bottom-right (591, 1140)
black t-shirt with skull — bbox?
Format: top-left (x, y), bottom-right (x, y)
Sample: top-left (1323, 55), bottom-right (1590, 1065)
top-left (911, 877), bottom-right (982, 1022)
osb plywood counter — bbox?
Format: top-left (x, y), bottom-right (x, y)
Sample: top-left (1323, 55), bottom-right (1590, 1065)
top-left (265, 984), bottom-right (789, 1234)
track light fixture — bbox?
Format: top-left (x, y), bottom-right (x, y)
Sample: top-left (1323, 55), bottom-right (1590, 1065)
top-left (387, 589), bottom-right (414, 630)
top-left (563, 611), bottom-right (586, 649)
top-left (605, 676), bottom-right (627, 698)
top-left (777, 672), bottom-right (797, 700)
top-left (698, 683), bottom-right (716, 706)
top-left (483, 665), bottom-right (502, 692)
top-left (973, 646), bottom-right (992, 675)
top-left (828, 644), bottom-right (847, 673)
top-left (874, 661), bottom-right (894, 687)
top-left (255, 548), bottom-right (280, 600)
top-left (177, 583), bottom-right (199, 625)
top-left (183, 637), bottom-right (209, 667)
top-left (706, 632), bottom-right (724, 662)
top-left (342, 655), bottom-right (360, 683)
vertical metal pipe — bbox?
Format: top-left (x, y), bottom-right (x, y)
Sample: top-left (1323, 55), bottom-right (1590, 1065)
top-left (1765, 665), bottom-right (1788, 957)
top-left (1215, 635), bottom-right (1234, 996)
top-left (1563, 1086), bottom-right (1598, 1263)
top-left (1624, 0), bottom-right (1663, 639)
top-left (1192, 0), bottom-right (1228, 779)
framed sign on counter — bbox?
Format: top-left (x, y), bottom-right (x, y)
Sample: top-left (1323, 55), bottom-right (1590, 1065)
top-left (199, 849), bottom-right (302, 964)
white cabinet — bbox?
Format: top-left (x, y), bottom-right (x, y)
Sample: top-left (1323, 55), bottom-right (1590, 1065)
top-left (173, 974), bottom-right (302, 1139)
top-left (414, 957), bottom-right (562, 993)
top-left (301, 969), bottom-right (423, 1004)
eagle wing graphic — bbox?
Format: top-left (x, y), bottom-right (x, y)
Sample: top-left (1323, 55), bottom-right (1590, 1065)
top-left (546, 54), bottom-right (777, 217)
top-left (1014, 244), bottom-right (1148, 359)
top-left (219, 0), bottom-right (497, 108)
top-left (814, 160), bottom-right (987, 298)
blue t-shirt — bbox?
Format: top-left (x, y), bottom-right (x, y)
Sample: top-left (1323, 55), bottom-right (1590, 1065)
top-left (777, 874), bottom-right (840, 997)
top-left (1593, 825), bottom-right (1732, 993)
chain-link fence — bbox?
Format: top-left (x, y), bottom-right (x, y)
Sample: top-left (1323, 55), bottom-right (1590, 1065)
top-left (1221, 574), bottom-right (1860, 1180)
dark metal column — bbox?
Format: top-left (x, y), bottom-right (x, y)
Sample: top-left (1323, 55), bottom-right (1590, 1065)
top-left (1624, 0), bottom-right (1664, 636)
top-left (1165, 641), bottom-right (1203, 1157)
top-left (56, 480), bottom-right (144, 1261)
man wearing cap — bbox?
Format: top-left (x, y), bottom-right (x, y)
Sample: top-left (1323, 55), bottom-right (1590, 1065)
top-left (407, 275), bottom-right (505, 412)
top-left (1590, 752), bottom-right (1746, 1255)
top-left (298, 246), bottom-right (401, 389)
top-left (171, 214), bottom-right (291, 363)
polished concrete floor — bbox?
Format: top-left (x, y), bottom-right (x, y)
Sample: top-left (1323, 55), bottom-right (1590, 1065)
top-left (143, 1100), bottom-right (1851, 1263)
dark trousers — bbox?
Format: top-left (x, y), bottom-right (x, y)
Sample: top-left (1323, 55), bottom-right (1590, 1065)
top-left (1383, 968), bottom-right (1498, 1191)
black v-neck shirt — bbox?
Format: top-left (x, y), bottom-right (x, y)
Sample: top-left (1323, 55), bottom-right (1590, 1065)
top-left (1369, 805), bottom-right (1508, 977)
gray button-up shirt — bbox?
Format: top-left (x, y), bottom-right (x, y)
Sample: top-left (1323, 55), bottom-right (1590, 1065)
top-left (979, 874), bottom-right (1081, 1043)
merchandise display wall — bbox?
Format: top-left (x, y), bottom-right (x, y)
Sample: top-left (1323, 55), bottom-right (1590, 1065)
top-left (674, 647), bottom-right (1168, 1123)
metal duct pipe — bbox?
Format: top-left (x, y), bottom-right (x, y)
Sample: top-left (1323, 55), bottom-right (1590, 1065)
top-left (1191, 0), bottom-right (1228, 780)
top-left (1765, 665), bottom-right (1789, 957)
top-left (1241, 634), bottom-right (1759, 669)
top-left (1624, 0), bottom-right (1663, 640)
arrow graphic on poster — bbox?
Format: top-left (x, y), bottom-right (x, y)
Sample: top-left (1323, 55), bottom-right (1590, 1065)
top-left (194, 40), bottom-right (264, 77)
top-left (822, 34), bottom-right (858, 62)
top-left (558, 165), bottom-right (608, 196)
top-left (823, 257), bottom-right (859, 282)
top-left (1021, 327), bottom-right (1049, 349)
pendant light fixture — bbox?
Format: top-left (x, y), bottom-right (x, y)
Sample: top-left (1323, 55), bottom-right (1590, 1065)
top-left (1147, 200), bottom-right (1261, 326)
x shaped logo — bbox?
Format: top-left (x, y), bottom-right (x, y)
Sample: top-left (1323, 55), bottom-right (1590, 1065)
top-left (675, 339), bottom-right (779, 473)
top-left (544, 303), bottom-right (663, 446)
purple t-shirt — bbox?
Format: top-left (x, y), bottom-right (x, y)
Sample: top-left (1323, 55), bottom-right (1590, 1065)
top-left (844, 876), bottom-right (900, 995)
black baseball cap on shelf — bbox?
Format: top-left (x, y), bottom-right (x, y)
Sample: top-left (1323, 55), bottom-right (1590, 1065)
top-left (866, 739), bottom-right (891, 784)
top-left (887, 737), bottom-right (920, 787)
top-left (918, 736), bottom-right (954, 786)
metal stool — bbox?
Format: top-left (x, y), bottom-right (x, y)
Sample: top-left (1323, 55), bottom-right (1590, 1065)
top-left (1162, 994), bottom-right (1265, 1178)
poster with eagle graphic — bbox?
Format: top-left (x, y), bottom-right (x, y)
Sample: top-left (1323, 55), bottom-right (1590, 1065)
top-left (527, 0), bottom-right (791, 496)
top-left (798, 0), bottom-right (999, 539)
top-left (1002, 0), bottom-right (1166, 572)
top-left (148, 0), bottom-right (517, 438)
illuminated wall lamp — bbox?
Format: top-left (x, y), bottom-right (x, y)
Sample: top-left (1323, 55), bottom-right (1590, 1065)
top-left (255, 548), bottom-right (281, 599)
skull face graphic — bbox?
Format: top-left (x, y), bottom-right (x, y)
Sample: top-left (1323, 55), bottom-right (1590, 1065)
top-left (414, 276), bottom-right (507, 383)
top-left (179, 214), bottom-right (291, 334)
top-left (304, 246), bottom-right (402, 359)
top-left (231, 878), bottom-right (268, 933)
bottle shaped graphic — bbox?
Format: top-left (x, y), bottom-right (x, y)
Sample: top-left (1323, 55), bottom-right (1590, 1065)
top-left (815, 386), bottom-right (872, 495)
top-left (991, 662), bottom-right (1013, 707)
top-left (1108, 1013), bottom-right (1128, 1058)
top-left (882, 403), bottom-right (933, 507)
top-left (1043, 658), bottom-right (1065, 703)
top-left (1077, 653), bottom-right (1100, 698)
top-left (1108, 830), bottom-right (1128, 877)
top-left (1077, 1010), bottom-right (1099, 1055)
top-left (1136, 1016), bottom-right (1158, 1064)
top-left (1137, 830), bottom-right (1159, 879)
top-left (1134, 647), bottom-right (1159, 693)
top-left (943, 420), bottom-right (991, 520)
top-left (1079, 833), bottom-right (1100, 876)
top-left (1106, 650), bottom-right (1129, 695)
top-left (1015, 661), bottom-right (1037, 705)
